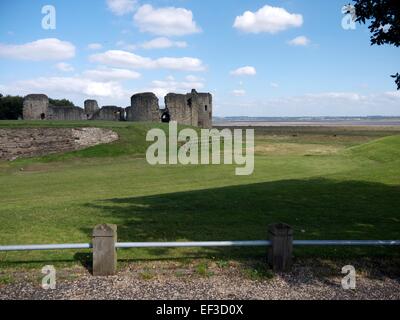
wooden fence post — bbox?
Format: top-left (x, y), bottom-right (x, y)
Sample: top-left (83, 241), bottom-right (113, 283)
top-left (92, 224), bottom-right (117, 276)
top-left (268, 223), bottom-right (293, 272)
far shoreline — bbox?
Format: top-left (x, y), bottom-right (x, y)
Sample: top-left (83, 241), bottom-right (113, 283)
top-left (214, 119), bottom-right (400, 127)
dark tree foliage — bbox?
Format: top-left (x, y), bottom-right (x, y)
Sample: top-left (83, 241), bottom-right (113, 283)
top-left (353, 0), bottom-right (400, 89)
top-left (0, 94), bottom-right (24, 120)
top-left (391, 72), bottom-right (400, 89)
top-left (0, 95), bottom-right (75, 120)
top-left (49, 98), bottom-right (74, 107)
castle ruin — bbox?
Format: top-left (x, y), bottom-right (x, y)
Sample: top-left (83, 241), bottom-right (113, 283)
top-left (23, 94), bottom-right (85, 121)
top-left (23, 89), bottom-right (213, 128)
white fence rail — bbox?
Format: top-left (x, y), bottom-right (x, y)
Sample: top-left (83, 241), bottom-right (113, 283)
top-left (1, 223), bottom-right (399, 275)
top-left (1, 240), bottom-right (399, 252)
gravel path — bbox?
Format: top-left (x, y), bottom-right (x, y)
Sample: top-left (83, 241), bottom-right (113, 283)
top-left (1, 259), bottom-right (399, 300)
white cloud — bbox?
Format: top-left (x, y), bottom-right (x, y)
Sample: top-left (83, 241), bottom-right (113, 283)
top-left (116, 41), bottom-right (137, 51)
top-left (116, 37), bottom-right (188, 51)
top-left (88, 43), bottom-right (103, 50)
top-left (0, 38), bottom-right (75, 61)
top-left (384, 91), bottom-right (400, 98)
top-left (185, 75), bottom-right (203, 82)
top-left (151, 79), bottom-right (203, 90)
top-left (146, 76), bottom-right (205, 99)
top-left (141, 37), bottom-right (187, 49)
top-left (90, 50), bottom-right (205, 71)
top-left (233, 5), bottom-right (303, 34)
top-left (216, 91), bottom-right (400, 117)
top-left (304, 92), bottom-right (364, 101)
top-left (55, 62), bottom-right (74, 72)
top-left (232, 89), bottom-right (246, 96)
top-left (2, 77), bottom-right (126, 99)
top-left (270, 82), bottom-right (279, 88)
top-left (106, 0), bottom-right (137, 16)
top-left (230, 66), bottom-right (257, 76)
top-left (83, 67), bottom-right (141, 81)
top-left (90, 50), bottom-right (152, 67)
top-left (155, 57), bottom-right (204, 71)
top-left (134, 4), bottom-right (201, 36)
top-left (288, 36), bottom-right (310, 46)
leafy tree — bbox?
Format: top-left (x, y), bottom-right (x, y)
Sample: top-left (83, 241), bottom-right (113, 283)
top-left (49, 98), bottom-right (75, 107)
top-left (0, 94), bottom-right (24, 120)
top-left (353, 0), bottom-right (400, 89)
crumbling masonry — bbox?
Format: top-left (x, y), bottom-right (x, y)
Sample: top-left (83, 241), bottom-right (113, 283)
top-left (23, 89), bottom-right (213, 128)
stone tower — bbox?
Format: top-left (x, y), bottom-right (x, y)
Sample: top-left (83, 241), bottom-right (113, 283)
top-left (84, 100), bottom-right (99, 120)
top-left (195, 91), bottom-right (213, 129)
top-left (23, 94), bottom-right (49, 120)
top-left (126, 93), bottom-right (161, 122)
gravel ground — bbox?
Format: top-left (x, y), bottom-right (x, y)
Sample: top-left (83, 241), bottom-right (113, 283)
top-left (0, 259), bottom-right (399, 300)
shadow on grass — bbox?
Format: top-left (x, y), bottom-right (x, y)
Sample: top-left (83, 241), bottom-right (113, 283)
top-left (82, 178), bottom-right (400, 261)
top-left (2, 177), bottom-right (399, 286)
top-left (3, 178), bottom-right (398, 280)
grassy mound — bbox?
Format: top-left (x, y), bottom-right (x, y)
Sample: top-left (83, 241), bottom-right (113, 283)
top-left (0, 121), bottom-right (173, 163)
top-left (349, 135), bottom-right (400, 162)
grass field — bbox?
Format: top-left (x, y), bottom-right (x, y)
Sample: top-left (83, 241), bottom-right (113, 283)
top-left (0, 121), bottom-right (399, 269)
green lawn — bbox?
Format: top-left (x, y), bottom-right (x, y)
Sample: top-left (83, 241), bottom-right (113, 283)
top-left (0, 121), bottom-right (399, 268)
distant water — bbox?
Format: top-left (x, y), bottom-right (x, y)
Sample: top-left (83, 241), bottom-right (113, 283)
top-left (214, 120), bottom-right (400, 127)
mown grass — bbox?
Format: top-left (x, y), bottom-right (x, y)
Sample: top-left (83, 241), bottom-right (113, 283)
top-left (0, 121), bottom-right (399, 269)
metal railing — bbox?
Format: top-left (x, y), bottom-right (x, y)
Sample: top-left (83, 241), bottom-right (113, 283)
top-left (0, 243), bottom-right (92, 252)
top-left (1, 240), bottom-right (400, 252)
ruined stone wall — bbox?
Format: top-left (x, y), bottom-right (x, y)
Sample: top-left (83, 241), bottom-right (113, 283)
top-left (125, 107), bottom-right (136, 121)
top-left (164, 93), bottom-right (197, 126)
top-left (128, 93), bottom-right (160, 122)
top-left (48, 106), bottom-right (86, 121)
top-left (164, 90), bottom-right (212, 128)
top-left (0, 128), bottom-right (119, 160)
top-left (23, 94), bottom-right (49, 120)
top-left (92, 106), bottom-right (124, 121)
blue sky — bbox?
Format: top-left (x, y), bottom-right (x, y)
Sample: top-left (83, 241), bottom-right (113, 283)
top-left (0, 0), bottom-right (399, 116)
